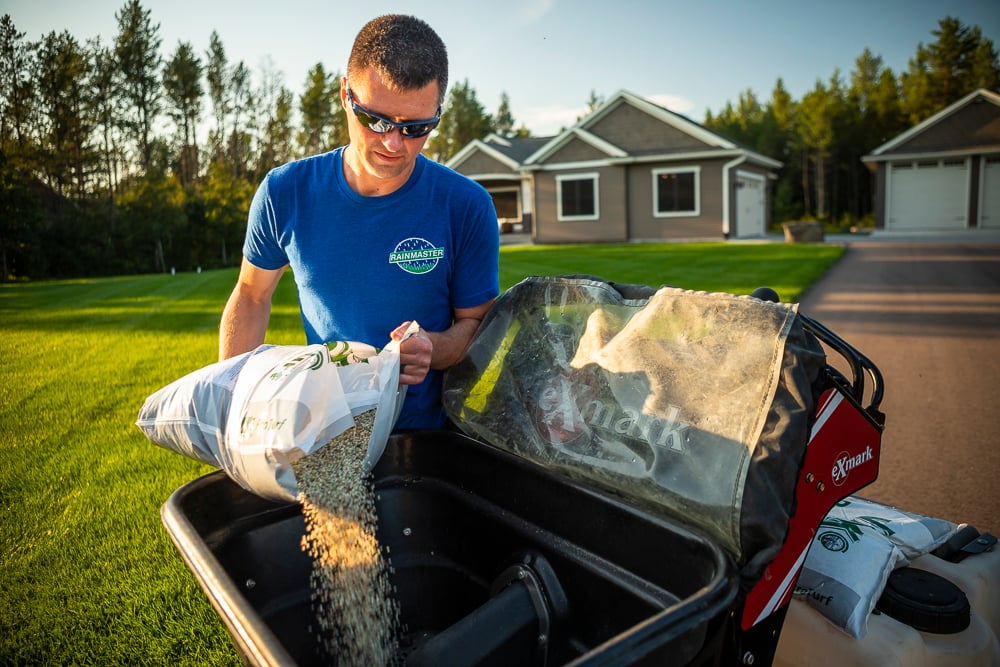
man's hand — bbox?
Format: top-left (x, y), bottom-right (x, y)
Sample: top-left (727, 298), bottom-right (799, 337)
top-left (391, 321), bottom-right (432, 385)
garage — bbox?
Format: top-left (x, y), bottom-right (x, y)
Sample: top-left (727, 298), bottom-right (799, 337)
top-left (863, 89), bottom-right (1000, 236)
top-left (980, 157), bottom-right (1000, 229)
top-left (886, 160), bottom-right (968, 231)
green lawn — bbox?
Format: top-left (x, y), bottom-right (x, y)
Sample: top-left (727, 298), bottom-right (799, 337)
top-left (0, 241), bottom-right (844, 664)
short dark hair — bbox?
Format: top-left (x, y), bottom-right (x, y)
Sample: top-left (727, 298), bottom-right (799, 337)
top-left (347, 15), bottom-right (449, 105)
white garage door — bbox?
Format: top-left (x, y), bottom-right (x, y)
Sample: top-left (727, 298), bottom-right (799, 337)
top-left (887, 160), bottom-right (968, 230)
top-left (735, 172), bottom-right (765, 238)
top-left (980, 158), bottom-right (1000, 229)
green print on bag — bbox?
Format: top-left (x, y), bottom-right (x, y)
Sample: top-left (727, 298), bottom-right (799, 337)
top-left (817, 514), bottom-right (897, 553)
top-left (268, 350), bottom-right (326, 380)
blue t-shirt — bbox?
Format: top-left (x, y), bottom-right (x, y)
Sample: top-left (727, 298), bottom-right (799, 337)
top-left (243, 147), bottom-right (500, 429)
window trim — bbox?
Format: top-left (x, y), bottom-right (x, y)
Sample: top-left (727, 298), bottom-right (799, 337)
top-left (652, 166), bottom-right (701, 218)
top-left (556, 172), bottom-right (600, 221)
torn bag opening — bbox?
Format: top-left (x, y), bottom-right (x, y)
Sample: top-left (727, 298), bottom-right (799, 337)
top-left (442, 276), bottom-right (826, 582)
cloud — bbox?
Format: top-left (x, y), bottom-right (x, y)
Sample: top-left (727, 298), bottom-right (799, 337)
top-left (515, 0), bottom-right (557, 24)
top-left (519, 93), bottom-right (698, 136)
top-left (645, 93), bottom-right (696, 115)
top-left (521, 103), bottom-right (588, 136)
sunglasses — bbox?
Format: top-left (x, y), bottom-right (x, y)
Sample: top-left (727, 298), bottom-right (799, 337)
top-left (346, 87), bottom-right (441, 138)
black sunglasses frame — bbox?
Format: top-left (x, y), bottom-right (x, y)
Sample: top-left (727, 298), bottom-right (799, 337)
top-left (346, 88), bottom-right (441, 138)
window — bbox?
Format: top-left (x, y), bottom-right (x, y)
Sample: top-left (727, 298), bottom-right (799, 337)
top-left (557, 173), bottom-right (599, 221)
top-left (653, 167), bottom-right (700, 217)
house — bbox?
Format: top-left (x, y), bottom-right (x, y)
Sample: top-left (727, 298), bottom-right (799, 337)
top-left (446, 134), bottom-right (553, 234)
top-left (447, 90), bottom-right (782, 243)
top-left (862, 88), bottom-right (1000, 233)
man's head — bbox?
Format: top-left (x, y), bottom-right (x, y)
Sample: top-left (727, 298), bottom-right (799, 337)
top-left (340, 16), bottom-right (448, 195)
top-left (347, 15), bottom-right (449, 106)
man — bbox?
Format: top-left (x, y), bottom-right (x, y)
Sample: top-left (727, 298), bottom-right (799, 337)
top-left (219, 15), bottom-right (500, 429)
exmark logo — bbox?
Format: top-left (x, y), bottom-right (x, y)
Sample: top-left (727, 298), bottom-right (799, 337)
top-left (389, 237), bottom-right (444, 275)
top-left (533, 374), bottom-right (688, 452)
top-left (831, 446), bottom-right (874, 486)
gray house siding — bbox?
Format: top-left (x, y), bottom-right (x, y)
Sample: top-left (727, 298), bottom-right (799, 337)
top-left (544, 137), bottom-right (609, 164)
top-left (459, 150), bottom-right (515, 176)
top-left (627, 159), bottom-right (724, 240)
top-left (534, 166), bottom-right (628, 243)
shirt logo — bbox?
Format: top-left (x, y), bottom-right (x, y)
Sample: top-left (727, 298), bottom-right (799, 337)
top-left (389, 237), bottom-right (444, 275)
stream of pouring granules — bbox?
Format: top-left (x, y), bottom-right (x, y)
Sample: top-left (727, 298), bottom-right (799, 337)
top-left (293, 410), bottom-right (400, 664)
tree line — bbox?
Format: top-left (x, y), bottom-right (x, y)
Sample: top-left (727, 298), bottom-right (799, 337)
top-left (702, 16), bottom-right (998, 225)
top-left (0, 5), bottom-right (997, 281)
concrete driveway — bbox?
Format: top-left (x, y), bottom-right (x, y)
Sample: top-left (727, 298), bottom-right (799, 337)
top-left (798, 234), bottom-right (1000, 534)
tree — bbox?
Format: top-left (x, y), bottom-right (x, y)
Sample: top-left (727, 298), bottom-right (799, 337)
top-left (492, 91), bottom-right (530, 138)
top-left (117, 166), bottom-right (185, 273)
top-left (253, 56), bottom-right (295, 178)
top-left (204, 30), bottom-right (230, 164)
top-left (35, 30), bottom-right (96, 196)
top-left (762, 79), bottom-right (795, 158)
top-left (582, 90), bottom-right (604, 119)
top-left (846, 49), bottom-right (904, 218)
top-left (0, 15), bottom-right (35, 155)
top-left (762, 79), bottom-right (801, 222)
top-left (0, 139), bottom-right (43, 281)
top-left (822, 71), bottom-right (852, 220)
top-left (202, 157), bottom-right (254, 266)
top-left (227, 60), bottom-right (255, 176)
top-left (162, 40), bottom-right (203, 187)
top-left (797, 79), bottom-right (836, 218)
top-left (426, 79), bottom-right (492, 163)
top-left (297, 63), bottom-right (342, 156)
top-left (901, 16), bottom-right (1000, 123)
top-left (493, 92), bottom-right (515, 137)
top-left (113, 0), bottom-right (162, 172)
top-left (89, 39), bottom-right (123, 198)
top-left (704, 88), bottom-right (764, 147)
top-left (257, 85), bottom-right (295, 178)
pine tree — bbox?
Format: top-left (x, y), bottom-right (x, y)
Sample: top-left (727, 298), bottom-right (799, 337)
top-left (162, 41), bottom-right (203, 186)
top-left (113, 0), bottom-right (162, 172)
top-left (426, 79), bottom-right (492, 162)
top-left (902, 16), bottom-right (1000, 123)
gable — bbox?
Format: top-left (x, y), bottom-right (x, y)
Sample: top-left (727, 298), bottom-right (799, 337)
top-left (454, 149), bottom-right (519, 176)
top-left (524, 90), bottom-right (775, 169)
top-left (866, 89), bottom-right (1000, 161)
top-left (588, 101), bottom-right (714, 155)
top-left (886, 100), bottom-right (1000, 155)
top-left (544, 136), bottom-right (611, 164)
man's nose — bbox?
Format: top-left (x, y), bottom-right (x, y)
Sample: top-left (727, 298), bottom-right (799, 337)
top-left (381, 128), bottom-right (405, 151)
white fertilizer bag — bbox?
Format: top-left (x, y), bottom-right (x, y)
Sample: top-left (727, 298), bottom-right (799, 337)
top-left (794, 495), bottom-right (959, 638)
top-left (137, 323), bottom-right (416, 502)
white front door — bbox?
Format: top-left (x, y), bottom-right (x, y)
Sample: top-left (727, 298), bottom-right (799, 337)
top-left (735, 172), bottom-right (765, 238)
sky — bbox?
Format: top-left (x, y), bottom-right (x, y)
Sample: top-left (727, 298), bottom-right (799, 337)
top-left (4, 0), bottom-right (999, 136)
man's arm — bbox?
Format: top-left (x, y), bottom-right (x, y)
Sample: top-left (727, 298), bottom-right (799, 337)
top-left (392, 299), bottom-right (495, 385)
top-left (429, 300), bottom-right (495, 370)
top-left (219, 258), bottom-right (286, 360)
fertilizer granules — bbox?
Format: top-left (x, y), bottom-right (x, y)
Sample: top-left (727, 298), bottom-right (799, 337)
top-left (293, 410), bottom-right (400, 664)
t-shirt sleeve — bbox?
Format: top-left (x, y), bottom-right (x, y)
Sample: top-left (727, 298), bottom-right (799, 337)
top-left (243, 175), bottom-right (289, 270)
top-left (451, 189), bottom-right (501, 310)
